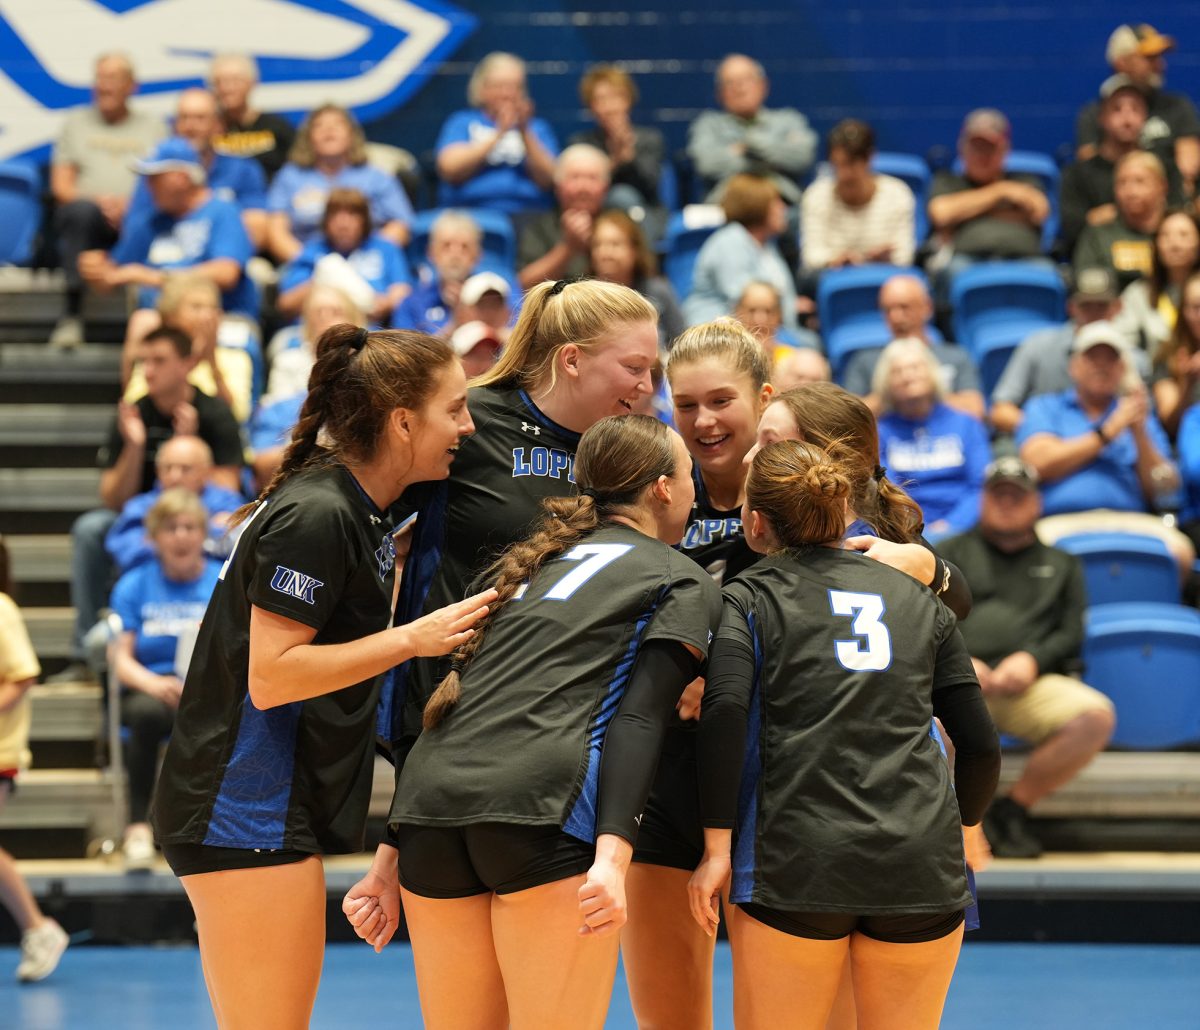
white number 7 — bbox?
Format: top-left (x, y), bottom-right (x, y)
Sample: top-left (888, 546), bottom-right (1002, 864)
top-left (829, 590), bottom-right (892, 672)
top-left (544, 543), bottom-right (633, 600)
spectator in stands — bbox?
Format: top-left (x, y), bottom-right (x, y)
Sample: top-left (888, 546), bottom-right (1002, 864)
top-left (105, 435), bottom-right (244, 574)
top-left (1152, 268), bottom-right (1200, 438)
top-left (109, 488), bottom-right (221, 866)
top-left (517, 143), bottom-right (611, 289)
top-left (733, 280), bottom-right (820, 366)
top-left (841, 274), bottom-right (985, 418)
top-left (1017, 320), bottom-right (1194, 572)
top-left (1176, 388), bottom-right (1200, 551)
top-left (49, 52), bottom-right (166, 349)
top-left (265, 284), bottom-right (366, 402)
top-left (393, 210), bottom-right (488, 336)
top-left (928, 109), bottom-right (1049, 294)
top-left (0, 539), bottom-right (70, 981)
top-left (448, 320), bottom-right (504, 380)
top-left (772, 347), bottom-right (831, 392)
top-left (266, 103), bottom-right (414, 262)
top-left (938, 458), bottom-right (1115, 858)
top-left (126, 89), bottom-right (267, 249)
top-left (1114, 209), bottom-right (1200, 356)
top-left (991, 268), bottom-right (1144, 436)
top-left (684, 173), bottom-right (800, 331)
top-left (686, 53), bottom-right (816, 204)
top-left (1073, 151), bottom-right (1169, 292)
top-left (78, 138), bottom-right (258, 333)
top-left (571, 65), bottom-right (666, 227)
top-left (1076, 24), bottom-right (1200, 194)
top-left (122, 274), bottom-right (255, 424)
top-left (435, 52), bottom-right (558, 216)
top-left (209, 53), bottom-right (295, 180)
top-left (445, 271), bottom-right (513, 346)
top-left (588, 209), bottom-right (684, 349)
top-left (276, 188), bottom-right (412, 323)
top-left (874, 338), bottom-right (990, 541)
top-left (1060, 75), bottom-right (1183, 255)
top-left (800, 118), bottom-right (916, 272)
top-left (50, 327), bottom-right (241, 685)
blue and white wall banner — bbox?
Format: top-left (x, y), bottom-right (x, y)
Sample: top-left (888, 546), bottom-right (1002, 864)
top-left (0, 0), bottom-right (476, 161)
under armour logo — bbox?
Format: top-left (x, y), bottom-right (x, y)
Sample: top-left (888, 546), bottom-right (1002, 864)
top-left (521, 422), bottom-right (541, 435)
top-left (269, 565), bottom-right (324, 605)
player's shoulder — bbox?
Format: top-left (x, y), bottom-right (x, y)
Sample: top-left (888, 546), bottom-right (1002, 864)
top-left (467, 384), bottom-right (580, 448)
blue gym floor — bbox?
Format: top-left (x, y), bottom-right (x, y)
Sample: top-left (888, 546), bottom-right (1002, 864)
top-left (3, 941), bottom-right (1197, 1029)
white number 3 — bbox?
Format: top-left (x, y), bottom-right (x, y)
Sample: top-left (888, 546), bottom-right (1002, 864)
top-left (829, 590), bottom-right (892, 672)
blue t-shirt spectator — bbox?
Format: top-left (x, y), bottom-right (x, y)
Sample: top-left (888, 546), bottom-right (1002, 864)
top-left (110, 558), bottom-right (222, 676)
top-left (1176, 403), bottom-right (1200, 524)
top-left (436, 110), bottom-right (558, 214)
top-left (278, 233), bottom-right (412, 300)
top-left (111, 194), bottom-right (257, 316)
top-left (267, 163), bottom-right (414, 246)
top-left (249, 392), bottom-right (305, 454)
top-left (1017, 389), bottom-right (1173, 515)
top-left (105, 484), bottom-right (246, 573)
top-left (127, 153), bottom-right (267, 221)
top-left (878, 402), bottom-right (990, 540)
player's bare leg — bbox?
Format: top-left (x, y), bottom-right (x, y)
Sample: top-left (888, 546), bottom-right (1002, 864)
top-left (824, 953), bottom-right (858, 1030)
top-left (850, 923), bottom-right (964, 1030)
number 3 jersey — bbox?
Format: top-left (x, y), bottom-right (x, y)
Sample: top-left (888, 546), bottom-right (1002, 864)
top-left (390, 524), bottom-right (721, 842)
top-left (720, 546), bottom-right (977, 914)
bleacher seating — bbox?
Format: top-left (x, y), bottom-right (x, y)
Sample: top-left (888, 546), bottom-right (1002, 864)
top-left (953, 149), bottom-right (1062, 250)
top-left (661, 208), bottom-right (725, 299)
top-left (871, 151), bottom-right (930, 245)
top-left (405, 207), bottom-right (518, 273)
top-left (0, 160), bottom-right (42, 266)
top-left (816, 263), bottom-right (928, 378)
top-left (1058, 533), bottom-right (1181, 607)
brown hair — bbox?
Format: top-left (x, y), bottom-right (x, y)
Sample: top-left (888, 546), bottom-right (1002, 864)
top-left (146, 487), bottom-right (209, 538)
top-left (771, 383), bottom-right (924, 543)
top-left (721, 174), bottom-right (778, 229)
top-left (666, 318), bottom-right (771, 391)
top-left (142, 325), bottom-right (192, 360)
top-left (746, 440), bottom-right (853, 548)
top-left (579, 64), bottom-right (638, 106)
top-left (592, 209), bottom-right (658, 281)
top-left (288, 104), bottom-right (368, 168)
top-left (321, 187), bottom-right (372, 238)
top-left (233, 326), bottom-right (456, 523)
top-left (827, 118), bottom-right (875, 162)
top-left (1148, 209), bottom-right (1200, 308)
top-left (424, 415), bottom-right (678, 729)
top-left (472, 279), bottom-right (656, 393)
top-left (1157, 267), bottom-right (1200, 369)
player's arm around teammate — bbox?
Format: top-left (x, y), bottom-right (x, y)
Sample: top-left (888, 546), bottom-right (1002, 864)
top-left (150, 326), bottom-right (495, 1030)
top-left (689, 441), bottom-right (999, 1030)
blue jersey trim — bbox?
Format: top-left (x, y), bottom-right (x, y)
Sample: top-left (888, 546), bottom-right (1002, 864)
top-left (204, 694), bottom-right (302, 849)
top-left (731, 611), bottom-right (764, 904)
top-left (516, 389), bottom-right (582, 442)
top-left (562, 598), bottom-right (660, 843)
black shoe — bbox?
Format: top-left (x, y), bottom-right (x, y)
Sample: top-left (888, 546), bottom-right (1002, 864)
top-left (44, 661), bottom-right (96, 685)
top-left (983, 796), bottom-right (1043, 859)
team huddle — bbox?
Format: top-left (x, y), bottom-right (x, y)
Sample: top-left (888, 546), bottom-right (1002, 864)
top-left (151, 278), bottom-right (1001, 1030)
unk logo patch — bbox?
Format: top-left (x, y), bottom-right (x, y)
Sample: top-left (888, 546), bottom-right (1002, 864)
top-left (270, 565), bottom-right (323, 605)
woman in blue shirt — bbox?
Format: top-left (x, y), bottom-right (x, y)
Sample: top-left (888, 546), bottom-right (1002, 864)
top-left (109, 488), bottom-right (221, 867)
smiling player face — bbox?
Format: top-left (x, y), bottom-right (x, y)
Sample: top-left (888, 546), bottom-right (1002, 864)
top-left (671, 357), bottom-right (765, 483)
top-left (405, 359), bottom-right (474, 484)
top-left (569, 320), bottom-right (657, 427)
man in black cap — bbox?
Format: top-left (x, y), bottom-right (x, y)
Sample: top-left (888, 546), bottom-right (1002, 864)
top-left (938, 458), bottom-right (1115, 857)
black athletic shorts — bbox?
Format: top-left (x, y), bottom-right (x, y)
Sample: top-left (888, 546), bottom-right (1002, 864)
top-left (739, 903), bottom-right (966, 944)
top-left (161, 841), bottom-right (314, 877)
top-left (393, 822), bottom-right (595, 899)
top-left (632, 726), bottom-right (704, 871)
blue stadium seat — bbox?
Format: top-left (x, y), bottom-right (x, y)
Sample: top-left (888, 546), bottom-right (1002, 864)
top-left (658, 160), bottom-right (680, 213)
top-left (0, 160), bottom-right (41, 266)
top-left (817, 264), bottom-right (927, 378)
top-left (950, 261), bottom-right (1066, 365)
top-left (1082, 607), bottom-right (1200, 748)
top-left (1087, 602), bottom-right (1200, 629)
top-left (871, 151), bottom-right (930, 244)
top-left (972, 318), bottom-right (1058, 397)
top-left (662, 211), bottom-right (724, 299)
top-left (1056, 533), bottom-right (1180, 606)
top-left (406, 208), bottom-right (517, 272)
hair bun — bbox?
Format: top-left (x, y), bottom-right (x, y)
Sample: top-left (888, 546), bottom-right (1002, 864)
top-left (804, 463), bottom-right (850, 500)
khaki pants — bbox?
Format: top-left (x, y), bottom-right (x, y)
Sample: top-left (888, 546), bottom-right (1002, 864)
top-left (985, 673), bottom-right (1115, 746)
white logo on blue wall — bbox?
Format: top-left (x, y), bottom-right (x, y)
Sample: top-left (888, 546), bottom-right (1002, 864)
top-left (270, 565), bottom-right (324, 605)
top-left (0, 0), bottom-right (477, 161)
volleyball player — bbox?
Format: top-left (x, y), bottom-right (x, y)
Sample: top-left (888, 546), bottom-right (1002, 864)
top-left (150, 326), bottom-right (497, 1029)
top-left (383, 416), bottom-right (721, 1029)
top-left (689, 441), bottom-right (1000, 1030)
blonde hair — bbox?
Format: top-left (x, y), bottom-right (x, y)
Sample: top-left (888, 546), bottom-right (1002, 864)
top-left (468, 52), bottom-right (525, 108)
top-left (746, 440), bottom-right (852, 549)
top-left (471, 279), bottom-right (656, 393)
top-left (288, 104), bottom-right (368, 168)
top-left (146, 487), bottom-right (208, 538)
top-left (1115, 149), bottom-right (1168, 185)
top-left (871, 337), bottom-right (943, 414)
top-left (666, 318), bottom-right (771, 391)
top-left (157, 273), bottom-right (219, 319)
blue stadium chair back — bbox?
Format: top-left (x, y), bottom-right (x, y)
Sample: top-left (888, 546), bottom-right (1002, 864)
top-left (871, 151), bottom-right (930, 243)
top-left (0, 161), bottom-right (41, 266)
top-left (1082, 611), bottom-right (1200, 747)
top-left (658, 161), bottom-right (680, 213)
top-left (406, 208), bottom-right (516, 273)
top-left (1056, 532), bottom-right (1180, 606)
top-left (663, 213), bottom-right (723, 299)
top-left (1087, 602), bottom-right (1200, 629)
top-left (950, 261), bottom-right (1066, 356)
top-left (817, 264), bottom-right (925, 378)
top-left (972, 317), bottom-right (1059, 397)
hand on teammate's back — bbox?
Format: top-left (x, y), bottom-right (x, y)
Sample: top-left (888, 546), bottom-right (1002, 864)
top-left (402, 588), bottom-right (499, 658)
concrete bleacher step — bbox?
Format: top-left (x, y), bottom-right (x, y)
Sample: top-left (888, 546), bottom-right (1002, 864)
top-left (0, 269), bottom-right (128, 344)
top-left (0, 467), bottom-right (100, 533)
top-left (0, 402), bottom-right (112, 466)
top-left (21, 606), bottom-right (76, 663)
top-left (29, 682), bottom-right (103, 742)
top-left (0, 342), bottom-right (121, 404)
top-left (7, 534), bottom-right (72, 606)
top-left (0, 767), bottom-right (121, 851)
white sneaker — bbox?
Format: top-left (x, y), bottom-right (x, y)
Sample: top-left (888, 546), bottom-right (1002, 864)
top-left (122, 824), bottom-right (156, 870)
top-left (48, 316), bottom-right (83, 350)
top-left (17, 919), bottom-right (68, 983)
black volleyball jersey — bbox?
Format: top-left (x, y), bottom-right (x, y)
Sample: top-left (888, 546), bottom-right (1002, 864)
top-left (390, 524), bottom-right (721, 841)
top-left (153, 465), bottom-right (398, 855)
top-left (380, 385), bottom-right (582, 753)
top-left (719, 546), bottom-right (977, 914)
top-left (678, 464), bottom-right (757, 587)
